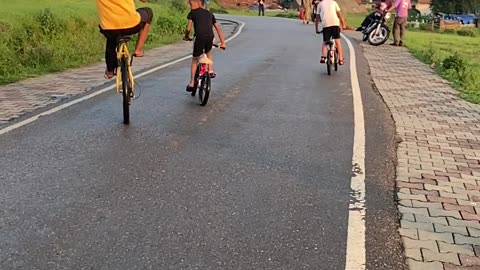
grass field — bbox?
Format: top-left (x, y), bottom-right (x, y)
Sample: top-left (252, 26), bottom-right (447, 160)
top-left (0, 0), bottom-right (188, 85)
top-left (323, 13), bottom-right (480, 103)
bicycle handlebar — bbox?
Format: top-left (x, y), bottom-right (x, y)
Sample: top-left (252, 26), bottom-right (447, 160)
top-left (184, 37), bottom-right (226, 50)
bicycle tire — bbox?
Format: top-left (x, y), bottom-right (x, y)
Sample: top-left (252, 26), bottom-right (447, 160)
top-left (199, 73), bottom-right (211, 106)
top-left (334, 50), bottom-right (338, 71)
top-left (121, 56), bottom-right (130, 124)
top-left (326, 57), bottom-right (331, 75)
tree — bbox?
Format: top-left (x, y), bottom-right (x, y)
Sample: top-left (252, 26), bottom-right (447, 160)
top-left (431, 0), bottom-right (480, 14)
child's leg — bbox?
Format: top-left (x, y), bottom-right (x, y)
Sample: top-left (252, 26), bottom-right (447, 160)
top-left (134, 8), bottom-right (154, 56)
top-left (206, 50), bottom-right (214, 73)
top-left (134, 23), bottom-right (151, 56)
top-left (322, 43), bottom-right (328, 57)
top-left (334, 39), bottom-right (344, 62)
top-left (189, 57), bottom-right (199, 87)
top-left (105, 36), bottom-right (117, 78)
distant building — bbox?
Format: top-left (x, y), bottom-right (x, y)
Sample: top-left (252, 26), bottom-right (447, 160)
top-left (413, 0), bottom-right (431, 15)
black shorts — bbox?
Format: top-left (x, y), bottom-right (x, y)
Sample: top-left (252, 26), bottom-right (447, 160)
top-left (100, 7), bottom-right (153, 38)
top-left (322, 26), bottom-right (341, 42)
top-left (193, 36), bottom-right (214, 57)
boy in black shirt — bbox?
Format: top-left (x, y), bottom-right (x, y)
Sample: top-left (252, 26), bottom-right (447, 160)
top-left (184, 0), bottom-right (226, 92)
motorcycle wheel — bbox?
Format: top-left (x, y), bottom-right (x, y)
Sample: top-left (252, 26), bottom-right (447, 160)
top-left (368, 26), bottom-right (389, 46)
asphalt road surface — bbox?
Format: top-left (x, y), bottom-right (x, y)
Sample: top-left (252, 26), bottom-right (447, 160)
top-left (0, 16), bottom-right (406, 270)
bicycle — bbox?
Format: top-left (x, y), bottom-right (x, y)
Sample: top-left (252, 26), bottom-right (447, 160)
top-left (186, 38), bottom-right (225, 106)
top-left (115, 36), bottom-right (136, 124)
top-left (325, 37), bottom-right (338, 76)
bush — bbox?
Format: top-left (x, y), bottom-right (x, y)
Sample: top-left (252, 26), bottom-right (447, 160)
top-left (441, 52), bottom-right (467, 78)
top-left (0, 3), bottom-right (188, 85)
top-left (424, 50), bottom-right (480, 104)
top-left (169, 0), bottom-right (188, 13)
top-left (456, 28), bottom-right (477, 37)
top-left (419, 23), bottom-right (431, 31)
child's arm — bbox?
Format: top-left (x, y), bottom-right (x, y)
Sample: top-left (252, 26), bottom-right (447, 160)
top-left (337, 10), bottom-right (347, 30)
top-left (184, 19), bottom-right (193, 40)
top-left (213, 22), bottom-right (226, 49)
top-left (315, 14), bottom-right (322, 33)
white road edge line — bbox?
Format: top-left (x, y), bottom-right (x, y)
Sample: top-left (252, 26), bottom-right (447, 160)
top-left (0, 21), bottom-right (246, 136)
top-left (342, 33), bottom-right (366, 270)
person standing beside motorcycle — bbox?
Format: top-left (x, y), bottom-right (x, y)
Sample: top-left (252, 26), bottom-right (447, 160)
top-left (389, 0), bottom-right (411, 46)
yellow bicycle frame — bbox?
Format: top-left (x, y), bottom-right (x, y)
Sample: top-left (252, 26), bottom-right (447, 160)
top-left (115, 42), bottom-right (135, 94)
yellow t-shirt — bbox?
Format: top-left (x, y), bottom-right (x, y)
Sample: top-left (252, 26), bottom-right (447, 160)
top-left (96, 0), bottom-right (141, 30)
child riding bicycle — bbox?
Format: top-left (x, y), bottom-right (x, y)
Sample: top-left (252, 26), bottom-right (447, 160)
top-left (314, 0), bottom-right (347, 65)
top-left (184, 0), bottom-right (226, 92)
top-left (96, 0), bottom-right (153, 79)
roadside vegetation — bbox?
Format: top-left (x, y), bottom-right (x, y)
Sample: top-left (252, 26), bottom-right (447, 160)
top-left (0, 0), bottom-right (188, 85)
top-left (334, 13), bottom-right (480, 103)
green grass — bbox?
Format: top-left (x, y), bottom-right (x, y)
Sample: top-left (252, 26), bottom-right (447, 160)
top-left (333, 13), bottom-right (480, 103)
top-left (345, 13), bottom-right (365, 28)
top-left (404, 31), bottom-right (480, 103)
top-left (0, 0), bottom-right (188, 85)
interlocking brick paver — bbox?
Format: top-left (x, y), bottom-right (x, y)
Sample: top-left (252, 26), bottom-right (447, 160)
top-left (399, 193), bottom-right (428, 201)
top-left (0, 21), bottom-right (237, 127)
top-left (435, 223), bottom-right (469, 236)
top-left (468, 228), bottom-right (480, 238)
top-left (438, 242), bottom-right (475, 256)
top-left (414, 200), bottom-right (444, 209)
top-left (448, 218), bottom-right (480, 230)
top-left (444, 263), bottom-right (480, 270)
top-left (455, 235), bottom-right (480, 246)
top-left (462, 212), bottom-right (480, 222)
top-left (416, 215), bottom-right (449, 226)
top-left (400, 228), bottom-right (420, 239)
top-left (404, 213), bottom-right (417, 222)
top-left (403, 238), bottom-right (439, 252)
top-left (399, 205), bottom-right (430, 216)
top-left (430, 208), bottom-right (463, 219)
top-left (419, 230), bottom-right (454, 243)
top-left (460, 254), bottom-right (480, 266)
top-left (402, 220), bottom-right (435, 231)
top-left (423, 249), bottom-right (461, 265)
top-left (407, 259), bottom-right (445, 270)
top-left (406, 249), bottom-right (423, 261)
top-left (347, 31), bottom-right (480, 269)
top-left (445, 204), bottom-right (476, 214)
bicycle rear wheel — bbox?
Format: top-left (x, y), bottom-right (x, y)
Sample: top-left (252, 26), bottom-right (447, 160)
top-left (199, 73), bottom-right (211, 106)
top-left (334, 50), bottom-right (338, 71)
top-left (326, 57), bottom-right (332, 75)
top-left (121, 57), bottom-right (131, 124)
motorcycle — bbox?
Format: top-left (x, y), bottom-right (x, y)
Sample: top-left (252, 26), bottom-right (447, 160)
top-left (362, 11), bottom-right (391, 46)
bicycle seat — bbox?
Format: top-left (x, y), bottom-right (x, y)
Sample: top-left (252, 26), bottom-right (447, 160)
top-left (117, 36), bottom-right (131, 43)
top-left (326, 40), bottom-right (334, 45)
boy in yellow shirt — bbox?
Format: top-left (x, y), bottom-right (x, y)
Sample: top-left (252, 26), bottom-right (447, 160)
top-left (96, 0), bottom-right (153, 79)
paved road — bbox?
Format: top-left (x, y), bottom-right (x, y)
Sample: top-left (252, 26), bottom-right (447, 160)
top-left (0, 16), bottom-right (404, 269)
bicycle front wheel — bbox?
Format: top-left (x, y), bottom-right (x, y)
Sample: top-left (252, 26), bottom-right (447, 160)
top-left (199, 74), bottom-right (211, 106)
top-left (121, 57), bottom-right (131, 124)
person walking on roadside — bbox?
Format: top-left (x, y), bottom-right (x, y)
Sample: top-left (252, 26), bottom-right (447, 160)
top-left (388, 0), bottom-right (411, 46)
top-left (258, 0), bottom-right (265, 16)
